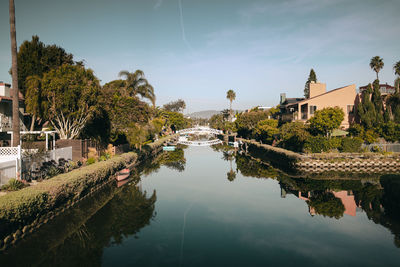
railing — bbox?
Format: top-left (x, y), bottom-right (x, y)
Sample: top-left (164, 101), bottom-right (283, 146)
top-left (0, 115), bottom-right (12, 131)
top-left (362, 143), bottom-right (400, 153)
top-left (177, 127), bottom-right (223, 135)
top-left (177, 139), bottom-right (222, 146)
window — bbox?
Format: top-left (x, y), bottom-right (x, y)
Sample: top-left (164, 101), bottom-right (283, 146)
top-left (347, 105), bottom-right (354, 114)
top-left (309, 105), bottom-right (317, 114)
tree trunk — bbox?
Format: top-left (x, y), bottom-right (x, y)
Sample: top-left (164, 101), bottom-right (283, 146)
top-left (30, 114), bottom-right (35, 131)
top-left (9, 0), bottom-right (20, 147)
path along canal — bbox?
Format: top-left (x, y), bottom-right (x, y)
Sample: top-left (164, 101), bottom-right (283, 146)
top-left (1, 145), bottom-right (400, 266)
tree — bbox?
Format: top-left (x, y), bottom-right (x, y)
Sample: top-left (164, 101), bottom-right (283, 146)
top-left (41, 65), bottom-right (100, 139)
top-left (126, 123), bottom-right (149, 150)
top-left (119, 70), bottom-right (156, 107)
top-left (394, 61), bottom-right (400, 93)
top-left (304, 68), bottom-right (317, 98)
top-left (357, 84), bottom-right (377, 129)
top-left (24, 75), bottom-right (42, 131)
top-left (226, 89), bottom-right (236, 117)
top-left (235, 110), bottom-right (269, 139)
top-left (279, 121), bottom-right (310, 152)
top-left (308, 107), bottom-right (344, 136)
top-left (163, 99), bottom-right (186, 113)
top-left (370, 56), bottom-right (384, 80)
top-left (15, 35), bottom-right (74, 96)
top-left (307, 192), bottom-right (345, 219)
top-left (371, 79), bottom-right (384, 125)
top-left (165, 111), bottom-right (189, 131)
top-left (9, 0), bottom-right (20, 147)
top-left (254, 119), bottom-right (279, 144)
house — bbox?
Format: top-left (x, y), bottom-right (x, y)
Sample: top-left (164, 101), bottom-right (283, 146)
top-left (359, 83), bottom-right (396, 96)
top-left (279, 82), bottom-right (357, 128)
top-left (0, 81), bottom-right (27, 145)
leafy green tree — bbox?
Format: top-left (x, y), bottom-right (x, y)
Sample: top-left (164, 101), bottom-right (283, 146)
top-left (24, 75), bottom-right (42, 131)
top-left (165, 111), bottom-right (189, 131)
top-left (304, 68), bottom-right (317, 98)
top-left (380, 122), bottom-right (400, 142)
top-left (254, 119), bottom-right (279, 144)
top-left (357, 84), bottom-right (377, 129)
top-left (119, 70), bottom-right (156, 107)
top-left (126, 123), bottom-right (149, 150)
top-left (226, 89), bottom-right (236, 117)
top-left (235, 110), bottom-right (269, 139)
top-left (308, 107), bottom-right (344, 136)
top-left (41, 65), bottom-right (100, 139)
top-left (371, 79), bottom-right (384, 124)
top-left (15, 35), bottom-right (74, 96)
top-left (163, 99), bottom-right (186, 113)
top-left (370, 56), bottom-right (384, 80)
top-left (279, 122), bottom-right (310, 152)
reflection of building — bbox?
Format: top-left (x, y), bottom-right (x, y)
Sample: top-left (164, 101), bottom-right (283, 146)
top-left (279, 182), bottom-right (360, 217)
top-left (279, 82), bottom-right (357, 128)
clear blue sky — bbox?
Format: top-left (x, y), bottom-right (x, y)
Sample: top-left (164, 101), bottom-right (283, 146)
top-left (1, 0), bottom-right (399, 113)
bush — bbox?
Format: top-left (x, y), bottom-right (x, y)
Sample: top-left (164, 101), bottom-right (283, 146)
top-left (279, 122), bottom-right (310, 152)
top-left (86, 157), bottom-right (96, 165)
top-left (304, 136), bottom-right (340, 153)
top-left (1, 178), bottom-right (26, 191)
top-left (340, 137), bottom-right (363, 152)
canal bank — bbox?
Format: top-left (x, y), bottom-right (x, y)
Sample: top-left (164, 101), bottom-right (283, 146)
top-left (0, 135), bottom-right (176, 251)
top-left (239, 138), bottom-right (400, 175)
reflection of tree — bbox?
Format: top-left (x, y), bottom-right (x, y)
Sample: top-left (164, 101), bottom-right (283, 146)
top-left (159, 148), bottom-right (186, 172)
top-left (235, 154), bottom-right (278, 179)
top-left (227, 170), bottom-right (236, 182)
top-left (307, 192), bottom-right (345, 219)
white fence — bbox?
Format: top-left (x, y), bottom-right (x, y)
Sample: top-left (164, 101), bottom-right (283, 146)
top-left (363, 143), bottom-right (400, 153)
top-left (0, 160), bottom-right (16, 186)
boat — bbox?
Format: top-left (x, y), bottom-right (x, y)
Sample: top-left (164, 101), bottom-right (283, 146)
top-left (163, 146), bottom-right (176, 151)
top-left (117, 178), bottom-right (130, 187)
top-left (116, 168), bottom-right (130, 181)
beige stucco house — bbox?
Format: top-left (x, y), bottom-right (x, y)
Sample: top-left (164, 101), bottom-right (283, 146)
top-left (279, 82), bottom-right (357, 128)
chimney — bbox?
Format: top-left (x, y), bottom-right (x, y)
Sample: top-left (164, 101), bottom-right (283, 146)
top-left (280, 93), bottom-right (286, 104)
top-left (309, 82), bottom-right (326, 98)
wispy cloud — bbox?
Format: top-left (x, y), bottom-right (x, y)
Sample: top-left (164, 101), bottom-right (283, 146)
top-left (178, 0), bottom-right (194, 51)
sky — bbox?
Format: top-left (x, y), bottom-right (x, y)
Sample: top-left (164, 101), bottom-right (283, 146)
top-left (1, 0), bottom-right (400, 113)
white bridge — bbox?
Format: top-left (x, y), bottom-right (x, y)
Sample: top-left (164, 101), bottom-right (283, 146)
top-left (177, 126), bottom-right (223, 146)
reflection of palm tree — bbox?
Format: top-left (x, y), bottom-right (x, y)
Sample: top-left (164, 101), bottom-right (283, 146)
top-left (227, 170), bottom-right (236, 182)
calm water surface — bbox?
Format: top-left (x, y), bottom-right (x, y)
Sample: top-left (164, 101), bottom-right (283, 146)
top-left (2, 146), bottom-right (400, 266)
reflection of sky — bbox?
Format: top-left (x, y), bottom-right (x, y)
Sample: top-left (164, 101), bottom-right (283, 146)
top-left (102, 146), bottom-right (400, 266)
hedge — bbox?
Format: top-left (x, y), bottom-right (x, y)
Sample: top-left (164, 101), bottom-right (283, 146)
top-left (0, 152), bottom-right (137, 229)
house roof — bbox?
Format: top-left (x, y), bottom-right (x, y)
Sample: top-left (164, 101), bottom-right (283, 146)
top-left (0, 89), bottom-right (24, 102)
top-left (282, 84), bottom-right (355, 107)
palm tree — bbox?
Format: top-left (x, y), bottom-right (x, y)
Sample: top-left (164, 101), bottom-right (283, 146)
top-left (394, 61), bottom-right (400, 93)
top-left (370, 56), bottom-right (384, 80)
top-left (9, 0), bottom-right (20, 147)
top-left (119, 70), bottom-right (156, 107)
top-left (226, 89), bottom-right (236, 117)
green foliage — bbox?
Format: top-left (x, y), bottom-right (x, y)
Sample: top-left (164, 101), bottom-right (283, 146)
top-left (16, 35), bottom-right (74, 96)
top-left (363, 129), bottom-right (379, 144)
top-left (1, 179), bottom-right (26, 191)
top-left (209, 114), bottom-right (224, 130)
top-left (235, 110), bottom-right (270, 139)
top-left (254, 119), bottom-right (279, 144)
top-left (308, 107), bottom-right (344, 136)
top-left (126, 123), bottom-right (149, 150)
top-left (165, 111), bottom-right (189, 131)
top-left (279, 122), bottom-right (310, 152)
top-left (304, 68), bottom-right (317, 98)
top-left (370, 56), bottom-right (384, 79)
top-left (339, 137), bottom-right (363, 153)
top-left (307, 192), bottom-right (345, 219)
top-left (41, 64), bottom-right (101, 139)
top-left (46, 166), bottom-right (61, 179)
top-left (379, 122), bottom-right (400, 142)
top-left (163, 99), bottom-right (186, 113)
top-left (371, 79), bottom-right (384, 124)
top-left (304, 136), bottom-right (341, 153)
top-left (357, 85), bottom-right (377, 129)
top-left (86, 157), bottom-right (96, 165)
top-left (118, 70), bottom-right (156, 107)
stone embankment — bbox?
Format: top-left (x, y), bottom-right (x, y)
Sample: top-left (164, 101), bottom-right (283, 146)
top-left (239, 139), bottom-right (400, 174)
top-left (0, 135), bottom-right (176, 252)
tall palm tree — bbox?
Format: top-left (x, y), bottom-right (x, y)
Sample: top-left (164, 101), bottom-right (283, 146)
top-left (394, 61), bottom-right (400, 93)
top-left (119, 70), bottom-right (156, 107)
top-left (370, 56), bottom-right (384, 80)
top-left (9, 0), bottom-right (20, 147)
top-left (226, 89), bottom-right (236, 117)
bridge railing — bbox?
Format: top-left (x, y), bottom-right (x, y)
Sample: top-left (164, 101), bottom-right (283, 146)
top-left (177, 127), bottom-right (223, 135)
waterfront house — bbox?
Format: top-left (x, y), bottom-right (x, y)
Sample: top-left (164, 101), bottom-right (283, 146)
top-left (0, 82), bottom-right (27, 146)
top-left (359, 83), bottom-right (396, 96)
top-left (279, 82), bottom-right (357, 128)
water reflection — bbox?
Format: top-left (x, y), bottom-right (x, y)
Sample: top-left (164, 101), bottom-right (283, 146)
top-left (234, 152), bottom-right (400, 248)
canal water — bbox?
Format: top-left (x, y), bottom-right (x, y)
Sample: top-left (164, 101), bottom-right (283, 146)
top-left (1, 146), bottom-right (400, 266)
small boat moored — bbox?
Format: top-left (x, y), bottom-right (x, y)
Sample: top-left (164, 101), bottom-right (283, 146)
top-left (116, 168), bottom-right (130, 181)
top-left (163, 146), bottom-right (176, 151)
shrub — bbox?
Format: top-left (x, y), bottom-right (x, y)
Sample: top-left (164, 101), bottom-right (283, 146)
top-left (279, 122), bottom-right (310, 152)
top-left (86, 157), bottom-right (96, 165)
top-left (46, 166), bottom-right (61, 179)
top-left (308, 107), bottom-right (344, 136)
top-left (304, 136), bottom-right (339, 153)
top-left (340, 137), bottom-right (363, 153)
top-left (99, 155), bottom-right (107, 161)
top-left (1, 178), bottom-right (26, 191)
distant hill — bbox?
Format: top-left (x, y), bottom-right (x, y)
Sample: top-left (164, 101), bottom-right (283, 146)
top-left (186, 110), bottom-right (242, 119)
top-left (186, 110), bottom-right (220, 119)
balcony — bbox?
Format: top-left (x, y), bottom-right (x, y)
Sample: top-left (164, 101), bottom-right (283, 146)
top-left (0, 115), bottom-right (12, 132)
